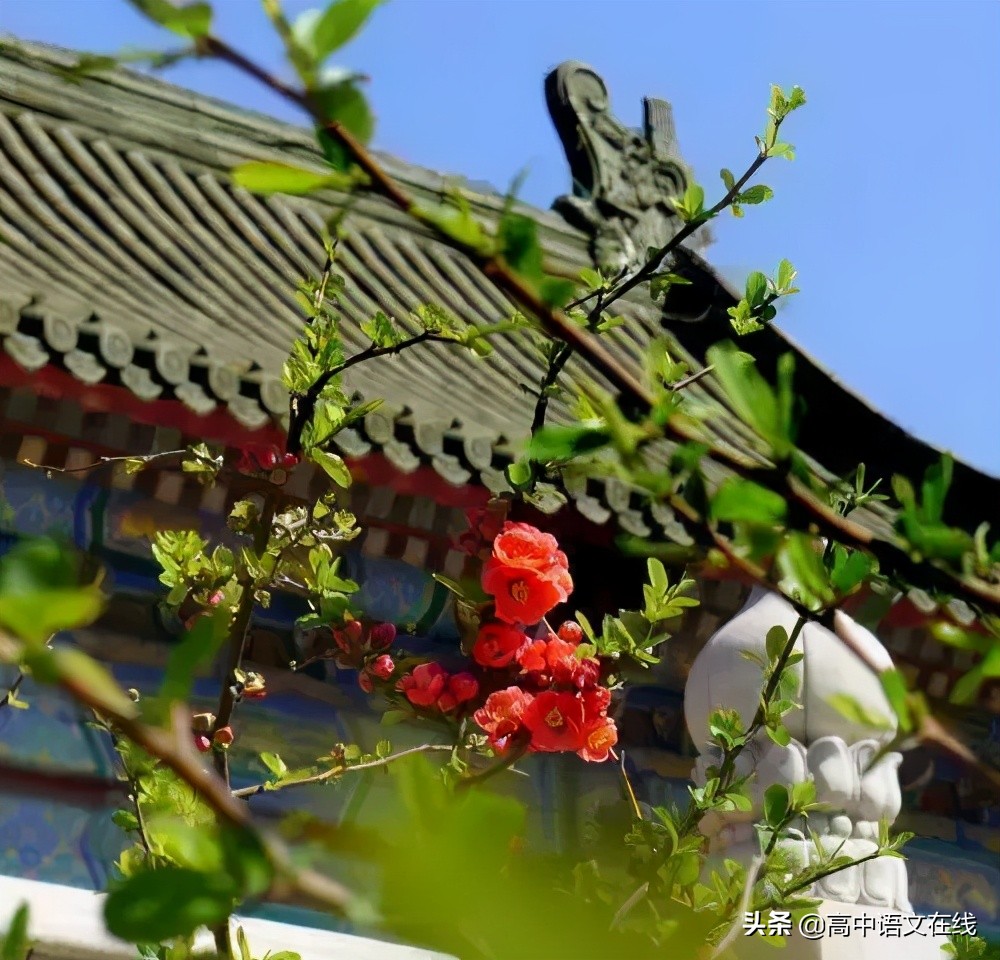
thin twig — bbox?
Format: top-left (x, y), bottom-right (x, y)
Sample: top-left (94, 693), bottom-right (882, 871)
top-left (231, 743), bottom-right (454, 799)
top-left (197, 36), bottom-right (1000, 617)
top-left (22, 450), bottom-right (187, 475)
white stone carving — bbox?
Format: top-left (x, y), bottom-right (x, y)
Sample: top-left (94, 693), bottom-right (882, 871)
top-left (685, 587), bottom-right (915, 914)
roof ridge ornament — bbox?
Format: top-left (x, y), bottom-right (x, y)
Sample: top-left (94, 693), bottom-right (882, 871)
top-left (545, 61), bottom-right (692, 273)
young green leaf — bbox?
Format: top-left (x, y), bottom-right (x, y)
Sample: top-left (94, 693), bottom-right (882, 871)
top-left (309, 0), bottom-right (383, 59)
top-left (0, 904), bottom-right (30, 960)
top-left (104, 867), bottom-right (237, 942)
top-left (232, 162), bottom-right (353, 196)
top-left (127, 0), bottom-right (212, 38)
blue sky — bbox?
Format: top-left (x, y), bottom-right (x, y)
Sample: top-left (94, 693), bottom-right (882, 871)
top-left (4, 0), bottom-right (999, 476)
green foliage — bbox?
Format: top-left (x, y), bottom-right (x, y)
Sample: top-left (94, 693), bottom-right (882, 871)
top-left (576, 560), bottom-right (698, 669)
top-left (893, 456), bottom-right (979, 563)
top-left (670, 182), bottom-right (707, 223)
top-left (298, 0), bottom-right (384, 60)
top-left (0, 904), bottom-right (30, 960)
top-left (231, 161), bottom-right (355, 195)
top-left (105, 866), bottom-right (238, 943)
top-left (314, 80), bottom-right (374, 142)
top-left (708, 342), bottom-right (796, 459)
top-left (126, 0), bottom-right (212, 38)
top-left (0, 538), bottom-right (104, 644)
top-left (496, 211), bottom-right (576, 306)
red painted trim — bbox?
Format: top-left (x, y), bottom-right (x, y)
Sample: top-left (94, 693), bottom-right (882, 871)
top-left (1, 356), bottom-right (285, 449)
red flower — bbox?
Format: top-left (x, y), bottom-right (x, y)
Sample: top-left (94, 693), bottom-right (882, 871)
top-left (472, 622), bottom-right (528, 669)
top-left (481, 523), bottom-right (573, 625)
top-left (396, 662), bottom-right (448, 708)
top-left (370, 654), bottom-right (395, 681)
top-left (492, 522), bottom-right (566, 573)
top-left (516, 638), bottom-right (548, 675)
top-left (578, 717), bottom-right (618, 762)
top-left (483, 563), bottom-right (565, 626)
top-left (474, 686), bottom-right (533, 747)
top-left (523, 690), bottom-right (587, 753)
top-left (448, 672), bottom-right (479, 704)
top-left (358, 672), bottom-right (374, 693)
top-left (582, 685), bottom-right (612, 717)
top-left (517, 636), bottom-right (600, 690)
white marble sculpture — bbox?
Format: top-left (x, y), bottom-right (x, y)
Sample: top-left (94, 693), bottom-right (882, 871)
top-left (684, 587), bottom-right (947, 958)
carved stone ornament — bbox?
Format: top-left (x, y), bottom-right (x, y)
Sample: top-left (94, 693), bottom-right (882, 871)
top-left (685, 588), bottom-right (948, 958)
top-left (545, 61), bottom-right (689, 272)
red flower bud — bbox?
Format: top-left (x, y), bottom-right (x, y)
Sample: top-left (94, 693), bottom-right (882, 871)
top-left (208, 590), bottom-right (225, 607)
top-left (281, 452), bottom-right (299, 469)
top-left (557, 621), bottom-right (584, 644)
top-left (193, 734), bottom-right (212, 753)
top-left (258, 448), bottom-right (279, 471)
top-left (370, 654), bottom-right (395, 681)
top-left (369, 622), bottom-right (397, 649)
top-left (358, 672), bottom-right (374, 694)
top-left (213, 725), bottom-right (234, 746)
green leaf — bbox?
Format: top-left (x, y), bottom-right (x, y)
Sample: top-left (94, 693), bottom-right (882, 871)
top-left (315, 81), bottom-right (374, 143)
top-left (745, 271), bottom-right (768, 307)
top-left (778, 533), bottom-right (834, 610)
top-left (127, 0), bottom-right (212, 38)
top-left (826, 694), bottom-right (894, 731)
top-left (310, 0), bottom-right (382, 58)
top-left (311, 449), bottom-right (352, 488)
top-left (112, 809), bottom-right (140, 832)
top-left (880, 669), bottom-right (913, 732)
top-left (104, 867), bottom-right (236, 942)
top-left (497, 213), bottom-right (544, 280)
top-left (0, 539), bottom-right (105, 643)
top-left (505, 459), bottom-right (535, 490)
top-left (720, 168), bottom-right (736, 191)
top-left (763, 783), bottom-right (790, 828)
top-left (707, 341), bottom-right (792, 457)
top-left (260, 752), bottom-right (287, 776)
top-left (418, 203), bottom-right (488, 253)
top-left (765, 625), bottom-right (788, 662)
top-left (220, 827), bottom-right (273, 899)
top-left (829, 546), bottom-right (874, 595)
top-left (739, 185), bottom-right (773, 205)
top-left (1, 903), bottom-right (30, 960)
top-left (527, 425), bottom-right (611, 462)
top-left (767, 142), bottom-right (795, 160)
top-left (231, 161), bottom-right (352, 196)
top-left (29, 647), bottom-right (138, 718)
top-left (710, 478), bottom-right (787, 526)
top-left (776, 259), bottom-right (797, 292)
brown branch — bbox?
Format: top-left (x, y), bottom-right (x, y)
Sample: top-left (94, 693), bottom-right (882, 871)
top-left (0, 629), bottom-right (356, 916)
top-left (196, 36), bottom-right (1000, 619)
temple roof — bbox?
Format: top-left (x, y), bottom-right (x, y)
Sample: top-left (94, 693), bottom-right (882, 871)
top-left (1, 41), bottom-right (996, 538)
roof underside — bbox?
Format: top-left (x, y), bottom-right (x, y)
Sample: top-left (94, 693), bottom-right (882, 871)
top-left (0, 42), bottom-right (995, 539)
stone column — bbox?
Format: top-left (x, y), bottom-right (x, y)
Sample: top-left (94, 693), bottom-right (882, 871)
top-left (684, 587), bottom-right (947, 958)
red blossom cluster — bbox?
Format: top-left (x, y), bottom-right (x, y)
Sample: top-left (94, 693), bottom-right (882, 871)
top-left (365, 521), bottom-right (618, 764)
top-left (396, 663), bottom-right (479, 713)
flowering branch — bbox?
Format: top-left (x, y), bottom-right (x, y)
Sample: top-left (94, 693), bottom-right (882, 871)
top-left (231, 744), bottom-right (454, 799)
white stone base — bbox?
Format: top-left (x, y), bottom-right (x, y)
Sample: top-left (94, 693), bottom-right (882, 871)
top-left (735, 902), bottom-right (949, 960)
top-left (0, 875), bottom-right (448, 960)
